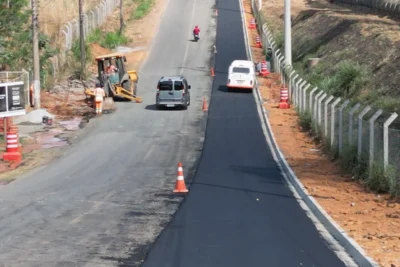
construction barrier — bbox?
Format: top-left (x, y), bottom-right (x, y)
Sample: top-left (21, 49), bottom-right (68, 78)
top-left (259, 61), bottom-right (270, 77)
top-left (249, 18), bottom-right (256, 29)
top-left (255, 35), bottom-right (262, 48)
top-left (279, 86), bottom-right (290, 109)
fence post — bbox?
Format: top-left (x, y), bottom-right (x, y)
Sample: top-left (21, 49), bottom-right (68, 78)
top-left (298, 80), bottom-right (306, 108)
top-left (383, 112), bottom-right (398, 171)
top-left (318, 93), bottom-right (327, 126)
top-left (324, 95), bottom-right (334, 137)
top-left (368, 109), bottom-right (383, 172)
top-left (291, 75), bottom-right (298, 103)
top-left (314, 91), bottom-right (323, 121)
top-left (294, 78), bottom-right (302, 106)
top-left (357, 106), bottom-right (371, 160)
top-left (348, 103), bottom-right (361, 145)
top-left (338, 99), bottom-right (350, 155)
top-left (302, 84), bottom-right (310, 113)
top-left (309, 87), bottom-right (318, 114)
top-left (330, 97), bottom-right (341, 147)
top-left (288, 70), bottom-right (295, 100)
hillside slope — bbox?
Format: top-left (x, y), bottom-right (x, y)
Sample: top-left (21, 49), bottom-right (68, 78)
top-left (262, 0), bottom-right (400, 113)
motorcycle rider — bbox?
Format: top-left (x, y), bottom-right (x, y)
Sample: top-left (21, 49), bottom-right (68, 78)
top-left (193, 25), bottom-right (200, 40)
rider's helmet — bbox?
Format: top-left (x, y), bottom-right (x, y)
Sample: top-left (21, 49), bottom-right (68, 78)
top-left (95, 83), bottom-right (102, 88)
top-left (195, 25), bottom-right (198, 28)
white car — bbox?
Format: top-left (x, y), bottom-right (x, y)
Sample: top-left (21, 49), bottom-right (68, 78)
top-left (226, 60), bottom-right (255, 91)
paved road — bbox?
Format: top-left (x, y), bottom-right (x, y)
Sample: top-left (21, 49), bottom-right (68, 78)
top-left (140, 0), bottom-right (350, 266)
top-left (0, 0), bottom-right (215, 265)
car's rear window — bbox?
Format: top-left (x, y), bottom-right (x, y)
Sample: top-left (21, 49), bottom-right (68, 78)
top-left (174, 81), bottom-right (184, 91)
top-left (232, 67), bottom-right (250, 74)
top-left (159, 81), bottom-right (173, 90)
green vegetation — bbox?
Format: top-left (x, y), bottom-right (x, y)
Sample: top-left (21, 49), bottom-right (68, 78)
top-left (0, 0), bottom-right (57, 87)
top-left (131, 0), bottom-right (154, 20)
top-left (87, 28), bottom-right (130, 49)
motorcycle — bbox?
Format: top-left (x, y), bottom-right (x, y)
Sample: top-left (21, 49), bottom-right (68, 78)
top-left (193, 33), bottom-right (200, 42)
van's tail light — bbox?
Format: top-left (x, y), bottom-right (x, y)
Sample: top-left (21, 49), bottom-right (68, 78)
top-left (156, 89), bottom-right (159, 96)
top-left (228, 79), bottom-right (231, 84)
top-left (250, 80), bottom-right (253, 85)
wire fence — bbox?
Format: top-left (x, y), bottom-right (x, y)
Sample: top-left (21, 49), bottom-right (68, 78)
top-left (251, 0), bottom-right (400, 193)
top-left (49, 0), bottom-right (120, 76)
top-left (332, 0), bottom-right (400, 17)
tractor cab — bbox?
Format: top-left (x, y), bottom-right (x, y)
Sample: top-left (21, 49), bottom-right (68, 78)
top-left (96, 53), bottom-right (128, 87)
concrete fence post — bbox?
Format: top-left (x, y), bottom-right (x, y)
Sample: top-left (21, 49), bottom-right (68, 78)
top-left (314, 91), bottom-right (324, 121)
top-left (348, 103), bottom-right (361, 145)
top-left (298, 80), bottom-right (306, 108)
top-left (96, 7), bottom-right (101, 25)
top-left (294, 78), bottom-right (302, 107)
top-left (324, 95), bottom-right (334, 137)
top-left (338, 99), bottom-right (350, 155)
top-left (309, 87), bottom-right (318, 114)
top-left (302, 84), bottom-right (310, 113)
top-left (383, 112), bottom-right (398, 171)
top-left (368, 109), bottom-right (383, 171)
top-left (318, 93), bottom-right (327, 127)
top-left (357, 106), bottom-right (371, 160)
top-left (330, 97), bottom-right (342, 147)
top-left (288, 70), bottom-right (296, 100)
top-left (291, 74), bottom-right (299, 102)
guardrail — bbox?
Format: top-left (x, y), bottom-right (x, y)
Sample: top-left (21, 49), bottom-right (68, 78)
top-left (251, 0), bottom-right (400, 193)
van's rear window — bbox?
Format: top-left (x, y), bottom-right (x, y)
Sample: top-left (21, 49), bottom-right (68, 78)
top-left (232, 67), bottom-right (250, 74)
top-left (174, 81), bottom-right (184, 91)
top-left (159, 81), bottom-right (173, 90)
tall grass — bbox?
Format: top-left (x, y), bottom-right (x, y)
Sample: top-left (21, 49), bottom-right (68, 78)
top-left (87, 28), bottom-right (130, 49)
top-left (131, 0), bottom-right (154, 20)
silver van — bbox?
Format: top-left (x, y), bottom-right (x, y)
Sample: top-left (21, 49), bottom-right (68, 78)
top-left (156, 76), bottom-right (191, 110)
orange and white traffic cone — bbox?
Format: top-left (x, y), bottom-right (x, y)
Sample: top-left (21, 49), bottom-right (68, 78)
top-left (278, 86), bottom-right (290, 109)
top-left (202, 97), bottom-right (208, 111)
top-left (249, 18), bottom-right (256, 29)
top-left (254, 35), bottom-right (262, 48)
top-left (173, 162), bottom-right (189, 193)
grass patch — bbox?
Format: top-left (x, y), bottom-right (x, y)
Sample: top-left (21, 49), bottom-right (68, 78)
top-left (298, 110), bottom-right (312, 132)
top-left (131, 0), bottom-right (154, 20)
top-left (87, 29), bottom-right (130, 49)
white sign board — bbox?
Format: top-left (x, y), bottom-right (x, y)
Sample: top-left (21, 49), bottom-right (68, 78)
top-left (0, 81), bottom-right (26, 118)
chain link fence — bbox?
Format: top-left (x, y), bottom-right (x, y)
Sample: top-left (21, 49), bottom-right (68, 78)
top-left (251, 0), bottom-right (400, 194)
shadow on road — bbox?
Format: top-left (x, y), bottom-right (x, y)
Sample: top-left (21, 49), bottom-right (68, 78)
top-left (192, 181), bottom-right (295, 199)
top-left (217, 85), bottom-right (253, 93)
top-left (145, 104), bottom-right (185, 111)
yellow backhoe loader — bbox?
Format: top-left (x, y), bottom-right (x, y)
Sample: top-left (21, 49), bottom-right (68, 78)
top-left (84, 53), bottom-right (143, 111)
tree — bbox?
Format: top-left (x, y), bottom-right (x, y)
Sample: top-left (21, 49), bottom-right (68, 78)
top-left (0, 0), bottom-right (31, 70)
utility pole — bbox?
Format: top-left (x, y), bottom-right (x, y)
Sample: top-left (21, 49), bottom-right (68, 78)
top-left (32, 0), bottom-right (41, 109)
top-left (79, 0), bottom-right (86, 78)
top-left (119, 0), bottom-right (124, 34)
top-left (284, 0), bottom-right (292, 67)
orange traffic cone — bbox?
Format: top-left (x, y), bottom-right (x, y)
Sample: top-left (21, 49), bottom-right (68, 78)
top-left (202, 97), bottom-right (208, 111)
top-left (173, 162), bottom-right (189, 193)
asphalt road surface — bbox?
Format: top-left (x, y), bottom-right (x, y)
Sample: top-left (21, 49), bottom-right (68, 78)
top-left (140, 0), bottom-right (350, 266)
top-left (0, 0), bottom-right (215, 265)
